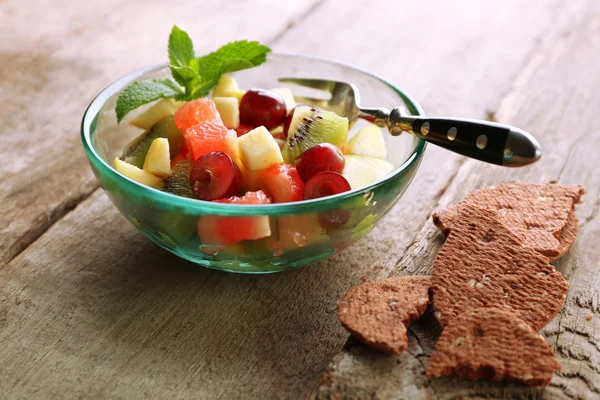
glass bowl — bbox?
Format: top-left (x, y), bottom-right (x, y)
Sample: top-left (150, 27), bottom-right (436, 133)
top-left (81, 53), bottom-right (426, 273)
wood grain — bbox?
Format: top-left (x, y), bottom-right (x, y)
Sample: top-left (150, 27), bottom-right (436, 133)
top-left (0, 0), bottom-right (319, 264)
top-left (318, 0), bottom-right (600, 398)
top-left (1, 0), bottom-right (594, 398)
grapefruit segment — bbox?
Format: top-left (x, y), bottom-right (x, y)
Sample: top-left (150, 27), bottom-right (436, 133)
top-left (197, 190), bottom-right (273, 246)
top-left (185, 122), bottom-right (239, 162)
top-left (255, 164), bottom-right (304, 203)
top-left (174, 98), bottom-right (222, 133)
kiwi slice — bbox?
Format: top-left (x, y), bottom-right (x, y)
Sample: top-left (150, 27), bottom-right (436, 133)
top-left (281, 106), bottom-right (349, 163)
top-left (123, 115), bottom-right (184, 168)
top-left (163, 160), bottom-right (196, 199)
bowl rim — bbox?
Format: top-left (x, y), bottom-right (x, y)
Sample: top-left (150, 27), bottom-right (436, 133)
top-left (81, 52), bottom-right (426, 216)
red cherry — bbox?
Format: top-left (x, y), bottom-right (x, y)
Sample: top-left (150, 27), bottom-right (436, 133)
top-left (239, 89), bottom-right (286, 131)
top-left (283, 106), bottom-right (295, 136)
top-left (318, 209), bottom-right (350, 229)
top-left (234, 124), bottom-right (255, 137)
top-left (295, 143), bottom-right (345, 183)
top-left (190, 151), bottom-right (243, 200)
top-left (303, 171), bottom-right (351, 200)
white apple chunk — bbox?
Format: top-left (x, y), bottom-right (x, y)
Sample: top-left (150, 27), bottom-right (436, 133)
top-left (114, 158), bottom-right (164, 189)
top-left (342, 155), bottom-right (395, 189)
top-left (272, 88), bottom-right (297, 114)
top-left (342, 156), bottom-right (379, 190)
top-left (238, 126), bottom-right (284, 171)
top-left (129, 98), bottom-right (180, 130)
top-left (212, 97), bottom-right (240, 129)
top-left (143, 138), bottom-right (172, 178)
top-left (345, 124), bottom-right (388, 159)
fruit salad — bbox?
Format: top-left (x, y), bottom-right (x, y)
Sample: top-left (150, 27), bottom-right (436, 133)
top-left (108, 27), bottom-right (396, 260)
top-left (114, 75), bottom-right (394, 252)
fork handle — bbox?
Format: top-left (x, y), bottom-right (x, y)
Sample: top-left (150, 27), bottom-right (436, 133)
top-left (387, 108), bottom-right (541, 167)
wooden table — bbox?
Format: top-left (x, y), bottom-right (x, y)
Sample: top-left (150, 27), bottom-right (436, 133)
top-left (1, 0), bottom-right (599, 398)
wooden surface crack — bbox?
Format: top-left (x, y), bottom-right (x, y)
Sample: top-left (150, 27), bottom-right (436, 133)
top-left (265, 0), bottom-right (327, 46)
top-left (4, 182), bottom-right (99, 265)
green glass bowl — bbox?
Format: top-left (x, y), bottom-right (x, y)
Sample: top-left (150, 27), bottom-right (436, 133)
top-left (81, 53), bottom-right (426, 273)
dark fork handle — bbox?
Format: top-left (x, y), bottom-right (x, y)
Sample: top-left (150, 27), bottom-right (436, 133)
top-left (387, 108), bottom-right (541, 167)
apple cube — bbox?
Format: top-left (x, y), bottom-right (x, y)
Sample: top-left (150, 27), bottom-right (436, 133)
top-left (212, 74), bottom-right (240, 97)
top-left (212, 97), bottom-right (240, 129)
top-left (349, 155), bottom-right (395, 178)
top-left (230, 90), bottom-right (246, 104)
top-left (129, 98), bottom-right (180, 130)
top-left (342, 155), bottom-right (394, 189)
top-left (272, 88), bottom-right (297, 114)
top-left (114, 158), bottom-right (164, 189)
top-left (345, 124), bottom-right (387, 159)
top-left (143, 138), bottom-right (172, 178)
top-left (238, 126), bottom-right (283, 171)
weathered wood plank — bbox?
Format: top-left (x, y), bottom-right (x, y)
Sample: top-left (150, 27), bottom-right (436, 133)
top-left (318, 0), bottom-right (600, 398)
top-left (0, 0), bottom-right (571, 398)
top-left (273, 0), bottom-right (566, 280)
top-left (0, 0), bottom-right (320, 264)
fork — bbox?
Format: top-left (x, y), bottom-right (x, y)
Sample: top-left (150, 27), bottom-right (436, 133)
top-left (278, 78), bottom-right (541, 167)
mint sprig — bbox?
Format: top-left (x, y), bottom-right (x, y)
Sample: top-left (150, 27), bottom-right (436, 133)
top-left (115, 26), bottom-right (271, 122)
top-left (115, 79), bottom-right (183, 122)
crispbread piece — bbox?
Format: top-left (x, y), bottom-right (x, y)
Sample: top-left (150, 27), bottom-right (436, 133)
top-left (337, 276), bottom-right (431, 354)
top-left (433, 183), bottom-right (584, 259)
top-left (554, 212), bottom-right (579, 261)
top-left (431, 205), bottom-right (569, 331)
top-left (427, 308), bottom-right (561, 386)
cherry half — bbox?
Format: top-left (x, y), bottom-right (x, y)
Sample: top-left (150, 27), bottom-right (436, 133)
top-left (303, 171), bottom-right (351, 200)
top-left (239, 88), bottom-right (286, 131)
top-left (295, 143), bottom-right (345, 183)
top-left (190, 151), bottom-right (243, 200)
top-left (303, 171), bottom-right (352, 228)
top-left (234, 124), bottom-right (255, 137)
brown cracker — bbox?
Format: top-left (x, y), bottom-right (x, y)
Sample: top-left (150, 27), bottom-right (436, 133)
top-left (433, 183), bottom-right (584, 259)
top-left (554, 212), bottom-right (579, 261)
top-left (431, 205), bottom-right (569, 331)
top-left (427, 307), bottom-right (561, 386)
top-left (337, 276), bottom-right (431, 354)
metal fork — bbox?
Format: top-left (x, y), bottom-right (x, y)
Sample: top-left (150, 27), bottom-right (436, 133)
top-left (278, 78), bottom-right (541, 167)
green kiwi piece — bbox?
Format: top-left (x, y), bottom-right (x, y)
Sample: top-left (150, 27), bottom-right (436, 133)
top-left (163, 160), bottom-right (196, 199)
top-left (123, 115), bottom-right (184, 168)
top-left (281, 106), bottom-right (349, 163)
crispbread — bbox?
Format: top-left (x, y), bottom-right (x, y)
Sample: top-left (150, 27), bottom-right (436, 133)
top-left (427, 308), bottom-right (561, 386)
top-left (554, 212), bottom-right (579, 261)
top-left (431, 205), bottom-right (569, 331)
top-left (433, 183), bottom-right (584, 259)
top-left (337, 276), bottom-right (430, 354)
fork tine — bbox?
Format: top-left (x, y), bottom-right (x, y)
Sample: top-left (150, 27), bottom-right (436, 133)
top-left (278, 77), bottom-right (340, 93)
top-left (291, 95), bottom-right (331, 108)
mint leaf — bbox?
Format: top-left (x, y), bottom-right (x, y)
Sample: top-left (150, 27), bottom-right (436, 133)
top-left (169, 26), bottom-right (196, 88)
top-left (168, 25), bottom-right (194, 68)
top-left (214, 40), bottom-right (271, 72)
top-left (115, 79), bottom-right (183, 122)
top-left (189, 40), bottom-right (271, 99)
top-left (114, 27), bottom-right (272, 121)
top-left (171, 63), bottom-right (201, 91)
